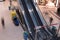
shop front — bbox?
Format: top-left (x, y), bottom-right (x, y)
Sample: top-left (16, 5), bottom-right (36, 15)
top-left (34, 0), bottom-right (59, 7)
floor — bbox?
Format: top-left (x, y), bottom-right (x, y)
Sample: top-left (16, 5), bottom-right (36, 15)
top-left (0, 1), bottom-right (24, 40)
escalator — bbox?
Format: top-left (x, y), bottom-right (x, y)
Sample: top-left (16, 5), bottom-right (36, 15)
top-left (24, 0), bottom-right (51, 39)
top-left (24, 0), bottom-right (43, 26)
top-left (27, 0), bottom-right (43, 26)
top-left (29, 0), bottom-right (53, 36)
top-left (26, 0), bottom-right (53, 36)
top-left (18, 0), bottom-right (53, 40)
top-left (19, 0), bottom-right (36, 39)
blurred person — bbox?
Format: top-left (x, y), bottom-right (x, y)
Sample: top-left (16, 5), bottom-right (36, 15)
top-left (3, 0), bottom-right (5, 1)
top-left (23, 31), bottom-right (28, 40)
top-left (15, 8), bottom-right (20, 16)
top-left (57, 3), bottom-right (60, 16)
top-left (52, 26), bottom-right (58, 40)
top-left (10, 0), bottom-right (12, 6)
top-left (57, 7), bottom-right (60, 16)
top-left (52, 26), bottom-right (57, 35)
top-left (15, 7), bottom-right (24, 24)
top-left (10, 8), bottom-right (16, 19)
top-left (49, 17), bottom-right (53, 25)
top-left (45, 12), bottom-right (48, 15)
top-left (9, 0), bottom-right (12, 10)
top-left (1, 17), bottom-right (5, 28)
